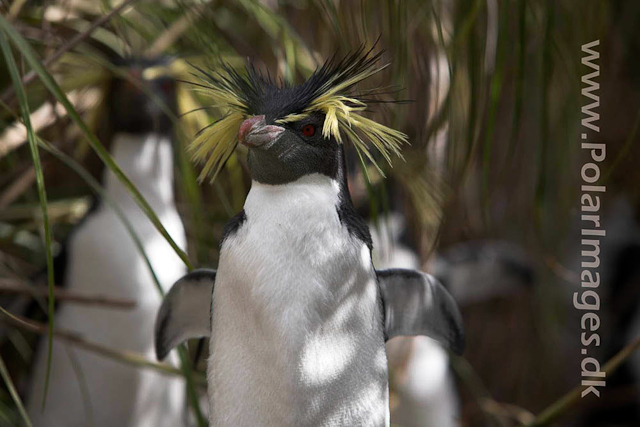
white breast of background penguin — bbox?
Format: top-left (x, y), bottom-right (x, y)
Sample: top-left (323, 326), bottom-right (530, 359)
top-left (209, 173), bottom-right (389, 426)
top-left (66, 133), bottom-right (185, 306)
top-left (27, 133), bottom-right (187, 427)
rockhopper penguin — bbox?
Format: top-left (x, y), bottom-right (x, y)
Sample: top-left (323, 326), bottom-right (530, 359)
top-left (155, 48), bottom-right (465, 426)
top-left (27, 61), bottom-right (189, 426)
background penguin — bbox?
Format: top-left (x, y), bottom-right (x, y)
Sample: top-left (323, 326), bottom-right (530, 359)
top-left (347, 160), bottom-right (534, 427)
top-left (154, 49), bottom-right (465, 426)
top-left (368, 211), bottom-right (461, 427)
top-left (345, 168), bottom-right (461, 427)
top-left (26, 60), bottom-right (189, 427)
top-left (368, 211), bottom-right (534, 427)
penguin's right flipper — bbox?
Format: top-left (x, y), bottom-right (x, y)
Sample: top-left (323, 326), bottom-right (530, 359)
top-left (154, 269), bottom-right (215, 360)
top-left (377, 269), bottom-right (465, 354)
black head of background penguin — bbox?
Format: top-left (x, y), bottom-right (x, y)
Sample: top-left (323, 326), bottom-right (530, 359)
top-left (106, 58), bottom-right (178, 136)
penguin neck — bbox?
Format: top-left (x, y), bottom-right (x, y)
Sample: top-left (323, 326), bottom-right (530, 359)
top-left (245, 147), bottom-right (353, 212)
top-left (243, 146), bottom-right (372, 249)
top-left (245, 173), bottom-right (342, 218)
top-left (103, 132), bottom-right (175, 211)
top-left (247, 144), bottom-right (353, 205)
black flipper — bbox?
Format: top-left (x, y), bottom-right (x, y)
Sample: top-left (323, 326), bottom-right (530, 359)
top-left (377, 268), bottom-right (465, 354)
top-left (154, 269), bottom-right (216, 360)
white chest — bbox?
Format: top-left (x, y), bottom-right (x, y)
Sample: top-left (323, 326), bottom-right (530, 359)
top-left (209, 174), bottom-right (389, 426)
top-left (59, 133), bottom-right (187, 344)
top-left (68, 204), bottom-right (185, 299)
top-left (65, 133), bottom-right (186, 301)
top-left (27, 133), bottom-right (187, 427)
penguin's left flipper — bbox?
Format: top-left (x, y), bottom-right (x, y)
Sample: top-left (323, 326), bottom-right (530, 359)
top-left (154, 269), bottom-right (216, 360)
top-left (378, 269), bottom-right (465, 354)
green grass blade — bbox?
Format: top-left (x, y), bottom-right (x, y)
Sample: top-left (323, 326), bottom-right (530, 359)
top-left (0, 354), bottom-right (33, 427)
top-left (0, 14), bottom-right (193, 271)
top-left (482, 0), bottom-right (509, 215)
top-left (177, 346), bottom-right (207, 427)
top-left (508, 0), bottom-right (526, 159)
top-left (0, 29), bottom-right (55, 411)
top-left (535, 0), bottom-right (555, 232)
top-left (175, 134), bottom-right (211, 264)
top-left (603, 107), bottom-right (640, 183)
top-left (64, 346), bottom-right (94, 427)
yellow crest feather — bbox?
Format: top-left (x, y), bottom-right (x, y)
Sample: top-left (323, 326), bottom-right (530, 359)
top-left (187, 64), bottom-right (249, 182)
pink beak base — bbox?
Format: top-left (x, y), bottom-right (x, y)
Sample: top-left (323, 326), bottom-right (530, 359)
top-left (238, 115), bottom-right (285, 147)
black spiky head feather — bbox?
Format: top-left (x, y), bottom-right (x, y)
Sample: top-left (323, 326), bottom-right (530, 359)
top-left (189, 46), bottom-right (407, 181)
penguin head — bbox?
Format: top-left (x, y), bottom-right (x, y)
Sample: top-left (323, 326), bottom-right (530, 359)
top-left (238, 111), bottom-right (341, 185)
top-left (189, 46), bottom-right (407, 183)
top-left (107, 59), bottom-right (177, 136)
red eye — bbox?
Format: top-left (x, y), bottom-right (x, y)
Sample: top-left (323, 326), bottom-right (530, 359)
top-left (302, 124), bottom-right (316, 137)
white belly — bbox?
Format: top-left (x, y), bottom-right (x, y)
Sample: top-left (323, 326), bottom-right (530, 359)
top-left (28, 203), bottom-right (188, 427)
top-left (208, 174), bottom-right (389, 426)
